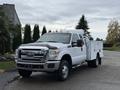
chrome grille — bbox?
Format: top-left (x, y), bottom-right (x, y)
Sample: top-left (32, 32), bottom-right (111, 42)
top-left (18, 49), bottom-right (47, 63)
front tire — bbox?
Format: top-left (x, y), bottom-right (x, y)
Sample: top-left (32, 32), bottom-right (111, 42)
top-left (57, 60), bottom-right (70, 81)
top-left (18, 69), bottom-right (32, 78)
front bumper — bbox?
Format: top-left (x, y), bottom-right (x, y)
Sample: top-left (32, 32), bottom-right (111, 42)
top-left (16, 60), bottom-right (60, 72)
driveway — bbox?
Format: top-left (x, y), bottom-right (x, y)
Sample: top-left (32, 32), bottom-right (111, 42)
top-left (0, 71), bottom-right (18, 90)
top-left (5, 51), bottom-right (120, 90)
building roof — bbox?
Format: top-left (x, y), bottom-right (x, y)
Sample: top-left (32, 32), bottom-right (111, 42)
top-left (0, 3), bottom-right (21, 26)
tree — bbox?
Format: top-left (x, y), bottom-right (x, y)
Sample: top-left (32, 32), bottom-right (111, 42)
top-left (0, 9), bottom-right (22, 52)
top-left (76, 15), bottom-right (89, 33)
top-left (33, 24), bottom-right (40, 42)
top-left (12, 25), bottom-right (22, 51)
top-left (0, 10), bottom-right (11, 53)
top-left (56, 30), bottom-right (58, 32)
top-left (106, 20), bottom-right (120, 45)
top-left (41, 26), bottom-right (47, 35)
top-left (96, 38), bottom-right (101, 41)
top-left (0, 17), bottom-right (10, 54)
top-left (23, 24), bottom-right (32, 44)
top-left (48, 30), bottom-right (51, 33)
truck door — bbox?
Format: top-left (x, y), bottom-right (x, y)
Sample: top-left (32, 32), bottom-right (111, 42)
top-left (70, 34), bottom-right (83, 65)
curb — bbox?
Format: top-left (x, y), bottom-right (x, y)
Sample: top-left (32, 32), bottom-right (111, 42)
top-left (7, 75), bottom-right (20, 84)
top-left (5, 68), bottom-right (17, 72)
top-left (3, 75), bottom-right (20, 90)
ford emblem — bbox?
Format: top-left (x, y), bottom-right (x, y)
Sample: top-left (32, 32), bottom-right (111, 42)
top-left (27, 52), bottom-right (34, 57)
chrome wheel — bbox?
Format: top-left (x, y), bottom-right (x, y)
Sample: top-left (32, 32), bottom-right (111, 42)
top-left (57, 60), bottom-right (70, 81)
top-left (62, 65), bottom-right (69, 79)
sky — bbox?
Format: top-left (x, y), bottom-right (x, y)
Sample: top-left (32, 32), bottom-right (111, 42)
top-left (1, 0), bottom-right (120, 40)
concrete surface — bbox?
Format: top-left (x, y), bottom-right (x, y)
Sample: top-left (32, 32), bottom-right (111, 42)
top-left (0, 71), bottom-right (18, 90)
top-left (4, 51), bottom-right (120, 90)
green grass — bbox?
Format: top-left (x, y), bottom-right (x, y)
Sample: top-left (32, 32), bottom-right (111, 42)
top-left (104, 47), bottom-right (120, 51)
top-left (0, 61), bottom-right (16, 70)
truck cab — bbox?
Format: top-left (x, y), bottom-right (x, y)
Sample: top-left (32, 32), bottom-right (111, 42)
top-left (15, 29), bottom-right (103, 80)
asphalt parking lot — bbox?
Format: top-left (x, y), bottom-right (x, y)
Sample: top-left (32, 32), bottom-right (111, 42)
top-left (5, 51), bottom-right (120, 90)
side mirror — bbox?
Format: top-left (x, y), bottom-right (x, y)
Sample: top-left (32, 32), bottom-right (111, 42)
top-left (77, 39), bottom-right (84, 47)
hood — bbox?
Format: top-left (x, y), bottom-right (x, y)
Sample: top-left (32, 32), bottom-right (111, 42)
top-left (19, 42), bottom-right (67, 50)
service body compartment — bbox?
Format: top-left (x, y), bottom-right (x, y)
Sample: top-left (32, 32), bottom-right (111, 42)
top-left (87, 41), bottom-right (103, 60)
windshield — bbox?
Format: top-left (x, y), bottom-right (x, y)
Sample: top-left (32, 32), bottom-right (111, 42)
top-left (37, 33), bottom-right (71, 44)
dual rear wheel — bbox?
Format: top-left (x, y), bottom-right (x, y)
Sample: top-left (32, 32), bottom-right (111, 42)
top-left (87, 55), bottom-right (101, 67)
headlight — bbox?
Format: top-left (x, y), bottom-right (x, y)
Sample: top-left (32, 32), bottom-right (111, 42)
top-left (49, 49), bottom-right (60, 58)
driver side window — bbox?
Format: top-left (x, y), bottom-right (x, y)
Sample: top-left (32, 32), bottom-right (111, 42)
top-left (72, 34), bottom-right (79, 43)
top-left (71, 34), bottom-right (79, 47)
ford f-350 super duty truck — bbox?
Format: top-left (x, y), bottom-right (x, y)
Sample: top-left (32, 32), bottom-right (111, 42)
top-left (15, 29), bottom-right (103, 80)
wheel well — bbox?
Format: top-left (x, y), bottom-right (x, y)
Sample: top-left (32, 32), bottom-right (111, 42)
top-left (61, 54), bottom-right (72, 67)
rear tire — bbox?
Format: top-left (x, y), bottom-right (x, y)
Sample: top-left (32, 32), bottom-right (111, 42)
top-left (87, 55), bottom-right (100, 68)
top-left (18, 69), bottom-right (32, 78)
top-left (98, 57), bottom-right (102, 65)
top-left (57, 60), bottom-right (70, 81)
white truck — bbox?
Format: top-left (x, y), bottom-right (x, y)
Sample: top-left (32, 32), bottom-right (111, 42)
top-left (15, 29), bottom-right (103, 80)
